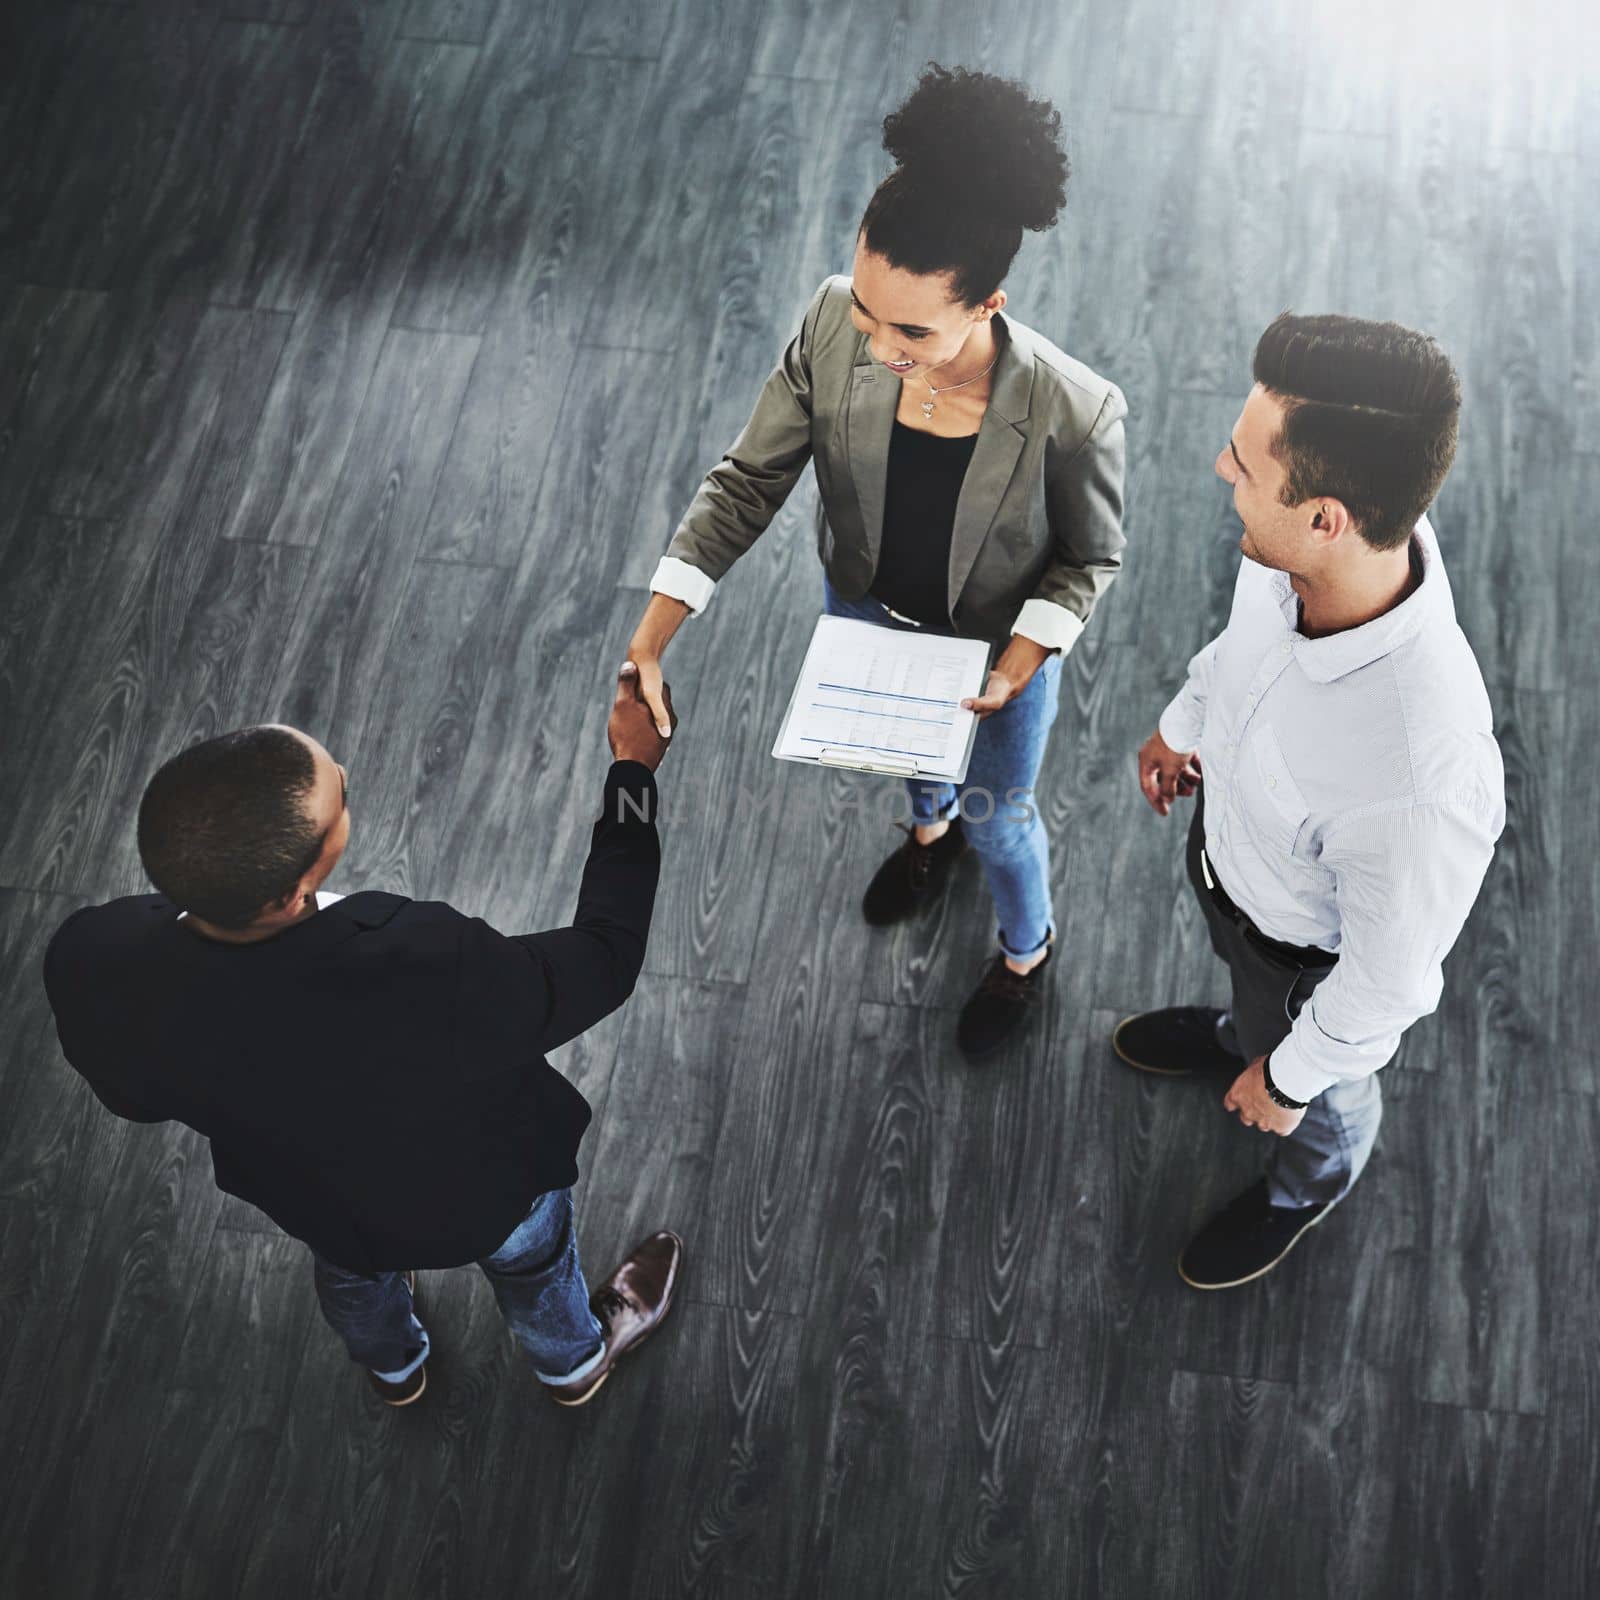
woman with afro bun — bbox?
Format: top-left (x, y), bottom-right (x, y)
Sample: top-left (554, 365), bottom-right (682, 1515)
top-left (629, 64), bottom-right (1127, 1061)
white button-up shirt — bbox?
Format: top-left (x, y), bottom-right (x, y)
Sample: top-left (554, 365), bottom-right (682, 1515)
top-left (1157, 517), bottom-right (1505, 1102)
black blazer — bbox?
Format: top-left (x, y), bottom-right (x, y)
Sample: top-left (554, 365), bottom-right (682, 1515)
top-left (40, 760), bottom-right (661, 1274)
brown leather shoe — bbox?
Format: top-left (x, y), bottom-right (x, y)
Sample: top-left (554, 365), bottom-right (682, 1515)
top-left (368, 1270), bottom-right (427, 1406)
top-left (547, 1231), bottom-right (683, 1408)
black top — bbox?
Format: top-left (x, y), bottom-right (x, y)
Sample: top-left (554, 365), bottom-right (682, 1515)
top-left (41, 760), bottom-right (661, 1274)
top-left (868, 419), bottom-right (979, 626)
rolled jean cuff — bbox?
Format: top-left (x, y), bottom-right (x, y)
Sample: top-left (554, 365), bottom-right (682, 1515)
top-left (999, 922), bottom-right (1054, 962)
top-left (369, 1318), bottom-right (431, 1383)
top-left (533, 1325), bottom-right (606, 1387)
top-left (910, 787), bottom-right (959, 825)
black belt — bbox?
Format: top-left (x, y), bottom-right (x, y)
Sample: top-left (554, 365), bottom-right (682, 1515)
top-left (1199, 845), bottom-right (1337, 971)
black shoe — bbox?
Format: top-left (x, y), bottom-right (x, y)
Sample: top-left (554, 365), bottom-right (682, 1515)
top-left (1177, 1180), bottom-right (1336, 1290)
top-left (368, 1270), bottom-right (427, 1405)
top-left (956, 945), bottom-right (1052, 1062)
top-left (1111, 1006), bottom-right (1243, 1077)
top-left (862, 817), bottom-right (967, 926)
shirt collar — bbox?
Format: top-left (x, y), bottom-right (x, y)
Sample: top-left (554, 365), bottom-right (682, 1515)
top-left (1273, 516), bottom-right (1450, 684)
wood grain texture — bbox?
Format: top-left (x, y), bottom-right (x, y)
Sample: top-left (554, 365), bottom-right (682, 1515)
top-left (1575, 96), bottom-right (1599, 451)
top-left (0, 307), bottom-right (293, 892)
top-left (0, 5), bottom-right (221, 289)
top-left (264, 325), bottom-right (480, 755)
top-left (219, 35), bottom-right (481, 547)
top-left (783, 1002), bottom-right (955, 1588)
top-left (0, 1118), bottom-right (228, 1600)
top-left (95, 534), bottom-right (315, 900)
top-left (890, 1334), bottom-right (1051, 1597)
top-left (574, 0), bottom-right (767, 356)
top-left (426, 346), bottom-right (671, 927)
top-left (1156, 6), bottom-right (1302, 396)
top-left (1542, 1086), bottom-right (1600, 1597)
top-left (1556, 608), bottom-right (1600, 1096)
top-left (0, 885), bottom-right (100, 1154)
top-left (333, 557), bottom-right (507, 899)
top-left (620, 70), bottom-right (843, 581)
top-left (0, 285), bottom-right (111, 532)
top-left (400, 0), bottom-right (498, 46)
top-left (117, 18), bottom-right (331, 307)
top-left (748, 0), bottom-right (876, 85)
top-left (386, 0), bottom-right (590, 339)
top-left (572, 975), bottom-right (747, 1274)
top-left (410, 53), bottom-right (651, 567)
top-left (41, 289), bottom-right (215, 523)
top-left (571, 0), bottom-right (673, 62)
top-left (692, 760), bottom-right (884, 1314)
top-left (0, 1195), bottom-right (100, 1440)
top-left (1382, 688), bottom-right (1557, 1408)
top-left (1059, 1012), bottom-right (1306, 1391)
top-left (0, 0), bottom-right (1593, 1594)
top-left (1144, 1371), bottom-right (1302, 1599)
top-left (0, 516), bottom-right (117, 830)
top-left (115, 1228), bottom-right (321, 1600)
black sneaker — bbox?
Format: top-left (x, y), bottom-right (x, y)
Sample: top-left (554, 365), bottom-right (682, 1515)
top-left (1111, 1006), bottom-right (1243, 1077)
top-left (862, 816), bottom-right (967, 926)
top-left (956, 945), bottom-right (1052, 1062)
top-left (1177, 1180), bottom-right (1336, 1290)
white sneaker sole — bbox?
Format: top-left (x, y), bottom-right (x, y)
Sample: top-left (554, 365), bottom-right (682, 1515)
top-left (1176, 1196), bottom-right (1343, 1291)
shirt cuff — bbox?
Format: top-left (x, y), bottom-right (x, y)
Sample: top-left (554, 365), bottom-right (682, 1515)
top-left (1010, 598), bottom-right (1084, 655)
top-left (1265, 1034), bottom-right (1341, 1103)
top-left (1157, 694), bottom-right (1204, 754)
top-left (649, 556), bottom-right (717, 615)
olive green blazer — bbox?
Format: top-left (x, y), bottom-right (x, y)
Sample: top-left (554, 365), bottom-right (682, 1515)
top-left (650, 274), bottom-right (1127, 652)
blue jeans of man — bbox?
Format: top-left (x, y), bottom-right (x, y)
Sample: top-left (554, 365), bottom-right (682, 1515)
top-left (821, 574), bottom-right (1062, 961)
top-left (311, 1187), bottom-right (606, 1387)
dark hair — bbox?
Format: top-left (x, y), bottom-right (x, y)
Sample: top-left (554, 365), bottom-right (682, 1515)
top-left (860, 64), bottom-right (1069, 308)
top-left (1252, 312), bottom-right (1462, 552)
top-left (137, 727), bottom-right (326, 930)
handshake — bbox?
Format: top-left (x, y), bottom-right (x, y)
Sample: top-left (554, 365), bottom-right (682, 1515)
top-left (606, 657), bottom-right (678, 773)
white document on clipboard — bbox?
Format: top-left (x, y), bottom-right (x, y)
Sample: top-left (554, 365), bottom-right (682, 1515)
top-left (772, 615), bottom-right (992, 782)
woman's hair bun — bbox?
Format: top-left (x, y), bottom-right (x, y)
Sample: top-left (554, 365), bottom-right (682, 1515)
top-left (881, 64), bottom-right (1068, 233)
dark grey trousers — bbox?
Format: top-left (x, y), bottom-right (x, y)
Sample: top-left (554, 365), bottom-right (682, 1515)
top-left (1186, 794), bottom-right (1383, 1207)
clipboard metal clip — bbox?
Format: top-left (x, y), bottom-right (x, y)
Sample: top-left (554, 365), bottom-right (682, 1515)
top-left (816, 747), bottom-right (920, 777)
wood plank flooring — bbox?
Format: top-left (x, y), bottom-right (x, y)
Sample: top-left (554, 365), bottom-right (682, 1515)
top-left (1, 1), bottom-right (1594, 1594)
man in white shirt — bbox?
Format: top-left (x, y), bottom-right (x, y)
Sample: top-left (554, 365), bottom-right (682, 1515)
top-left (1121, 312), bottom-right (1505, 1291)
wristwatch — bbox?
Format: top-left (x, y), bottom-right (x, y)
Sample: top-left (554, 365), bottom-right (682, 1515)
top-left (1262, 1053), bottom-right (1309, 1111)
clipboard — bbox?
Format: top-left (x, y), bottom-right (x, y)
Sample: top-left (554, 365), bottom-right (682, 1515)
top-left (771, 614), bottom-right (993, 783)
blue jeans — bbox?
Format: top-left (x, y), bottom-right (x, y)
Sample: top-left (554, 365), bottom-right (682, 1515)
top-left (821, 574), bottom-right (1062, 960)
top-left (311, 1188), bottom-right (606, 1387)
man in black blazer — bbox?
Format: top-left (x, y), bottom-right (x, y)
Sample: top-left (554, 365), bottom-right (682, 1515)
top-left (41, 665), bottom-right (681, 1408)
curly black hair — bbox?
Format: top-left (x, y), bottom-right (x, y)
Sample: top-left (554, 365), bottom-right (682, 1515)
top-left (859, 64), bottom-right (1069, 307)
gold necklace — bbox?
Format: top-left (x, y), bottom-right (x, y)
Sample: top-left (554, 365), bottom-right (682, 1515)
top-left (919, 334), bottom-right (1000, 419)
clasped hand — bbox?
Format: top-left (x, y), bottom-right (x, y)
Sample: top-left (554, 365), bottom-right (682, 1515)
top-left (1224, 1056), bottom-right (1306, 1137)
top-left (607, 661), bottom-right (677, 773)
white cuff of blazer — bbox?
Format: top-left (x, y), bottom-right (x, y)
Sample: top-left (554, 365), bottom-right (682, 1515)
top-left (649, 556), bottom-right (717, 615)
top-left (1010, 598), bottom-right (1085, 655)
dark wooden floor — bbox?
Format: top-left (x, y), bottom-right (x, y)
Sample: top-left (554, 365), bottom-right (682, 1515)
top-left (1, 0), bottom-right (1595, 1594)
